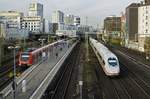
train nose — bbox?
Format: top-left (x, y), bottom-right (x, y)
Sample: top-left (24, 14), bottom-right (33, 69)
top-left (109, 67), bottom-right (120, 74)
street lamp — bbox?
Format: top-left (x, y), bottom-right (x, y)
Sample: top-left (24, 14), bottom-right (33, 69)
top-left (8, 45), bottom-right (20, 99)
top-left (38, 39), bottom-right (46, 60)
top-left (38, 38), bottom-right (46, 47)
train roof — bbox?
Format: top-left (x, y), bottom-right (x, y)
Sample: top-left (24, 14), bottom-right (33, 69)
top-left (21, 52), bottom-right (30, 55)
top-left (90, 37), bottom-right (118, 60)
top-left (25, 48), bottom-right (36, 52)
top-left (31, 39), bottom-right (64, 54)
top-left (20, 39), bottom-right (65, 55)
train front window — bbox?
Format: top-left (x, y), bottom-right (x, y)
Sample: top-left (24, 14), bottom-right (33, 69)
top-left (21, 53), bottom-right (29, 61)
top-left (108, 58), bottom-right (117, 67)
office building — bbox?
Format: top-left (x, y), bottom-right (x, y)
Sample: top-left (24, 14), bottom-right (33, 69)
top-left (28, 3), bottom-right (43, 18)
top-left (145, 0), bottom-right (150, 5)
top-left (0, 11), bottom-right (23, 29)
top-left (138, 4), bottom-right (150, 51)
top-left (104, 16), bottom-right (121, 37)
top-left (126, 3), bottom-right (140, 41)
top-left (0, 22), bottom-right (6, 38)
top-left (64, 14), bottom-right (74, 25)
top-left (44, 19), bottom-right (53, 34)
top-left (74, 16), bottom-right (80, 26)
top-left (56, 30), bottom-right (77, 37)
top-left (52, 10), bottom-right (64, 24)
top-left (21, 16), bottom-right (43, 33)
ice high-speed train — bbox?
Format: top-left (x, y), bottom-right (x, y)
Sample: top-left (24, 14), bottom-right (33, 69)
top-left (89, 38), bottom-right (120, 76)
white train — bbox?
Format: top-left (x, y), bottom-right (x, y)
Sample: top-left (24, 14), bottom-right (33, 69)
top-left (89, 38), bottom-right (120, 76)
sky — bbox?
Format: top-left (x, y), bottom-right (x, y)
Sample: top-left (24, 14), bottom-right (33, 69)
top-left (0, 0), bottom-right (141, 27)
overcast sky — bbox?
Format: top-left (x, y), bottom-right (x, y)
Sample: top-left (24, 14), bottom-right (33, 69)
top-left (0, 0), bottom-right (141, 27)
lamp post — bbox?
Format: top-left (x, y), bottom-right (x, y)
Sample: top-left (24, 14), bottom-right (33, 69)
top-left (8, 45), bottom-right (20, 99)
top-left (38, 39), bottom-right (46, 60)
top-left (38, 38), bottom-right (46, 47)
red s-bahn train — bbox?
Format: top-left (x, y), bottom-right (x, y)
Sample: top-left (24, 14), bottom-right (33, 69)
top-left (19, 40), bottom-right (66, 67)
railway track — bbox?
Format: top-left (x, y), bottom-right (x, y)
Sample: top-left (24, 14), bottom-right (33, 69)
top-left (117, 46), bottom-right (146, 59)
top-left (90, 42), bottom-right (150, 99)
top-left (49, 43), bottom-right (80, 99)
top-left (0, 58), bottom-right (19, 91)
top-left (94, 61), bottom-right (150, 99)
top-left (112, 49), bottom-right (150, 99)
top-left (111, 46), bottom-right (150, 66)
top-left (0, 41), bottom-right (46, 92)
top-left (0, 72), bottom-right (13, 91)
top-left (0, 65), bottom-right (13, 91)
top-left (64, 43), bottom-right (84, 99)
top-left (41, 41), bottom-right (150, 99)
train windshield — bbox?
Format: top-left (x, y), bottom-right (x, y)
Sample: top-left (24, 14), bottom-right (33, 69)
top-left (108, 58), bottom-right (118, 67)
top-left (21, 53), bottom-right (29, 61)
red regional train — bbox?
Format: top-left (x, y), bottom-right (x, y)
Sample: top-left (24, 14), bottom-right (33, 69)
top-left (19, 40), bottom-right (65, 67)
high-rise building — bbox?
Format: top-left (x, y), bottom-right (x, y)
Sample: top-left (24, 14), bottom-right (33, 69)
top-left (0, 22), bottom-right (5, 65)
top-left (52, 10), bottom-right (64, 24)
top-left (28, 3), bottom-right (43, 18)
top-left (121, 13), bottom-right (127, 44)
top-left (43, 19), bottom-right (53, 34)
top-left (64, 15), bottom-right (74, 25)
top-left (74, 16), bottom-right (80, 26)
top-left (138, 4), bottom-right (150, 52)
top-left (126, 3), bottom-right (140, 41)
top-left (0, 22), bottom-right (6, 38)
top-left (0, 11), bottom-right (23, 29)
top-left (104, 16), bottom-right (121, 37)
top-left (145, 0), bottom-right (150, 5)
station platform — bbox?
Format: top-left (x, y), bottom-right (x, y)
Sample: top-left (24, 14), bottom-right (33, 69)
top-left (0, 40), bottom-right (78, 99)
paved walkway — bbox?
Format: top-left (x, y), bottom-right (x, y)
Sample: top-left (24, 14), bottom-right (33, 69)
top-left (6, 43), bottom-right (69, 99)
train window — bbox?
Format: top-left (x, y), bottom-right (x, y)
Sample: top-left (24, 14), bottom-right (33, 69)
top-left (102, 60), bottom-right (105, 65)
top-left (21, 53), bottom-right (29, 61)
top-left (98, 53), bottom-right (102, 59)
top-left (108, 58), bottom-right (117, 67)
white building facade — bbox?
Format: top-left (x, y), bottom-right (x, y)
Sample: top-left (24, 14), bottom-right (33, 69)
top-left (0, 11), bottom-right (23, 29)
top-left (44, 19), bottom-right (53, 34)
top-left (21, 16), bottom-right (43, 33)
top-left (64, 14), bottom-right (74, 25)
top-left (56, 30), bottom-right (77, 37)
top-left (52, 10), bottom-right (64, 24)
top-left (28, 3), bottom-right (43, 18)
top-left (74, 16), bottom-right (80, 26)
top-left (138, 5), bottom-right (150, 52)
top-left (0, 22), bottom-right (6, 38)
top-left (64, 15), bottom-right (80, 26)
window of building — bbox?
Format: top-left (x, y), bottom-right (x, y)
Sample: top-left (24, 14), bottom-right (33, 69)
top-left (146, 29), bottom-right (148, 33)
top-left (146, 22), bottom-right (148, 26)
top-left (146, 16), bottom-right (148, 20)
